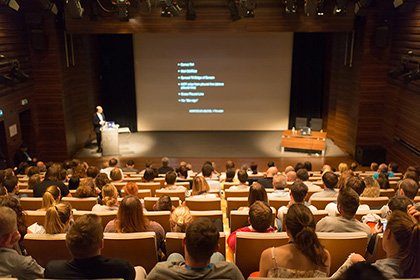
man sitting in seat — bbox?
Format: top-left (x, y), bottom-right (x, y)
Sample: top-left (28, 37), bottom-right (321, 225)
top-left (309, 171), bottom-right (338, 204)
top-left (163, 171), bottom-right (186, 191)
top-left (45, 214), bottom-right (138, 280)
top-left (227, 201), bottom-right (275, 251)
top-left (0, 206), bottom-right (44, 279)
top-left (228, 170), bottom-right (249, 191)
top-left (380, 178), bottom-right (420, 216)
top-left (257, 166), bottom-right (278, 189)
top-left (316, 187), bottom-right (371, 235)
top-left (267, 174), bottom-right (289, 198)
top-left (147, 218), bottom-right (244, 280)
top-left (296, 168), bottom-right (322, 192)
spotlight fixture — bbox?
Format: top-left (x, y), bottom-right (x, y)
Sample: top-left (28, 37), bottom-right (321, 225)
top-left (304, 0), bottom-right (324, 16)
top-left (0, 0), bottom-right (19, 11)
top-left (239, 0), bottom-right (256, 18)
top-left (284, 0), bottom-right (297, 13)
top-left (333, 0), bottom-right (347, 15)
top-left (113, 0), bottom-right (130, 21)
top-left (39, 0), bottom-right (58, 15)
top-left (66, 0), bottom-right (84, 18)
top-left (160, 0), bottom-right (181, 17)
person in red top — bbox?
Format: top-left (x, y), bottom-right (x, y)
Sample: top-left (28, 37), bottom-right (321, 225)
top-left (228, 201), bottom-right (276, 251)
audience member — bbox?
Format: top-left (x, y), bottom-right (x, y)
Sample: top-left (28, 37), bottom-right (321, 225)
top-left (147, 218), bottom-right (244, 280)
top-left (316, 188), bottom-right (371, 235)
top-left (284, 165), bottom-right (295, 174)
top-left (33, 164), bottom-right (70, 197)
top-left (350, 161), bottom-right (358, 172)
top-left (250, 162), bottom-right (259, 175)
top-left (296, 169), bottom-right (321, 191)
top-left (94, 172), bottom-right (111, 191)
top-left (0, 206), bottom-right (44, 279)
top-left (361, 177), bottom-right (380, 198)
top-left (92, 184), bottom-right (119, 212)
top-left (0, 195), bottom-right (27, 250)
top-left (336, 170), bottom-right (354, 189)
top-left (238, 182), bottom-right (268, 212)
top-left (153, 195), bottom-right (174, 211)
top-left (123, 181), bottom-right (139, 197)
top-left (370, 162), bottom-right (379, 172)
top-left (67, 176), bottom-right (80, 190)
top-left (45, 214), bottom-right (138, 280)
top-left (259, 204), bottom-right (330, 277)
top-left (373, 163), bottom-right (394, 179)
top-left (257, 166), bottom-right (278, 189)
top-left (158, 157), bottom-right (174, 175)
top-left (169, 206), bottom-right (193, 232)
top-left (379, 178), bottom-right (420, 216)
top-left (163, 171), bottom-right (186, 191)
top-left (142, 168), bottom-right (157, 183)
top-left (228, 201), bottom-right (275, 251)
top-left (122, 160), bottom-right (138, 173)
top-left (224, 168), bottom-right (236, 183)
top-left (100, 158), bottom-right (124, 179)
top-left (228, 170), bottom-right (249, 191)
top-left (86, 166), bottom-right (99, 179)
top-left (28, 202), bottom-right (73, 234)
top-left (268, 174), bottom-right (288, 198)
top-left (334, 210), bottom-right (419, 278)
top-left (309, 171), bottom-right (338, 203)
top-left (3, 175), bottom-right (19, 198)
top-left (388, 161), bottom-right (399, 173)
top-left (191, 176), bottom-right (217, 198)
top-left (338, 162), bottom-right (349, 173)
top-left (74, 177), bottom-right (98, 198)
top-left (201, 163), bottom-right (221, 192)
top-left (377, 173), bottom-right (390, 189)
top-left (27, 174), bottom-right (41, 190)
top-left (286, 170), bottom-right (297, 182)
top-left (109, 167), bottom-right (123, 182)
top-left (40, 185), bottom-right (61, 210)
top-left (337, 262), bottom-right (387, 280)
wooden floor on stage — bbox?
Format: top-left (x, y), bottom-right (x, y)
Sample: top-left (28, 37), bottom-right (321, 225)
top-left (75, 131), bottom-right (353, 171)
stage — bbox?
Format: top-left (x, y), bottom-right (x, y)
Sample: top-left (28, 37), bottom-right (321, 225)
top-left (75, 131), bottom-right (347, 159)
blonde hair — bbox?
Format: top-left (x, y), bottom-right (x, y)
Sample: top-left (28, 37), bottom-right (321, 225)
top-left (192, 176), bottom-right (210, 196)
top-left (338, 162), bottom-right (349, 173)
top-left (42, 185), bottom-right (61, 209)
top-left (75, 178), bottom-right (97, 198)
top-left (44, 202), bottom-right (72, 234)
top-left (102, 184), bottom-right (118, 207)
top-left (170, 206), bottom-right (193, 232)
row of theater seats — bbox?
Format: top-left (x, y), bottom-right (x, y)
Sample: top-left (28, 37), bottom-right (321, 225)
top-left (24, 229), bottom-right (383, 278)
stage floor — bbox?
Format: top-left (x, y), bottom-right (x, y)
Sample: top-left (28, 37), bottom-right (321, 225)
top-left (75, 131), bottom-right (347, 159)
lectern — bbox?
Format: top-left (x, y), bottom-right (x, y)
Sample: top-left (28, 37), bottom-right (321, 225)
top-left (101, 123), bottom-right (119, 156)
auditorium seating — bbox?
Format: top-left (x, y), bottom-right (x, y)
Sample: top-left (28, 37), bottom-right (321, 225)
top-left (19, 189), bottom-right (33, 197)
top-left (137, 182), bottom-right (161, 196)
top-left (144, 211), bottom-right (171, 232)
top-left (102, 232), bottom-right (158, 273)
top-left (305, 189), bottom-right (323, 201)
top-left (175, 182), bottom-right (190, 189)
top-left (379, 188), bottom-right (396, 199)
top-left (143, 196), bottom-right (180, 211)
top-left (62, 197), bottom-right (98, 211)
top-left (165, 232), bottom-right (226, 257)
top-left (20, 197), bottom-right (43, 210)
top-left (359, 197), bottom-right (389, 209)
top-left (155, 189), bottom-right (186, 201)
top-left (235, 232), bottom-right (289, 278)
top-left (309, 197), bottom-right (337, 210)
top-left (185, 197), bottom-right (221, 211)
top-left (24, 233), bottom-right (70, 267)
top-left (317, 231), bottom-right (369, 274)
top-left (226, 197), bottom-right (248, 217)
top-left (153, 177), bottom-right (165, 187)
top-left (268, 197), bottom-right (290, 209)
top-left (230, 210), bottom-right (276, 232)
top-left (24, 210), bottom-right (46, 226)
top-left (224, 189), bottom-right (249, 198)
top-left (354, 209), bottom-right (382, 221)
top-left (73, 210), bottom-right (117, 229)
top-left (120, 189), bottom-right (152, 199)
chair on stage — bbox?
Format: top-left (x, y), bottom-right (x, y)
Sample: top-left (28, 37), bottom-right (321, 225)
top-left (143, 197), bottom-right (180, 211)
top-left (165, 232), bottom-right (226, 257)
top-left (102, 232), bottom-right (158, 273)
top-left (310, 118), bottom-right (323, 131)
top-left (185, 197), bottom-right (221, 211)
top-left (295, 117), bottom-right (308, 130)
top-left (62, 197), bottom-right (98, 211)
top-left (235, 232), bottom-right (289, 278)
top-left (144, 211), bottom-right (171, 232)
top-left (24, 233), bottom-right (69, 267)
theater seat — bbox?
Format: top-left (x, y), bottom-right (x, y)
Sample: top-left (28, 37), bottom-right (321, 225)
top-left (72, 210), bottom-right (117, 229)
top-left (235, 232), bottom-right (289, 278)
top-left (155, 189), bottom-right (186, 201)
top-left (359, 197), bottom-right (389, 209)
top-left (317, 231), bottom-right (369, 274)
top-left (185, 197), bottom-right (221, 211)
top-left (102, 232), bottom-right (158, 273)
top-left (379, 188), bottom-right (396, 199)
top-left (165, 232), bottom-right (226, 257)
top-left (24, 233), bottom-right (70, 267)
top-left (19, 189), bottom-right (33, 197)
top-left (268, 197), bottom-right (290, 210)
top-left (144, 211), bottom-right (171, 232)
top-left (62, 197), bottom-right (98, 211)
top-left (309, 197), bottom-right (337, 210)
top-left (225, 189), bottom-right (249, 198)
top-left (120, 189), bottom-right (152, 199)
top-left (24, 210), bottom-right (46, 226)
top-left (226, 197), bottom-right (248, 218)
top-left (143, 196), bottom-right (180, 211)
top-left (230, 210), bottom-right (276, 232)
top-left (20, 197), bottom-right (43, 210)
top-left (137, 182), bottom-right (161, 196)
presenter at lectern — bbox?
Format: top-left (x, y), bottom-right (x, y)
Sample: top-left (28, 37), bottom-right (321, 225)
top-left (93, 106), bottom-right (106, 153)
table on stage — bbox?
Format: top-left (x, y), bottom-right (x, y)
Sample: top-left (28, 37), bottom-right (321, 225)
top-left (280, 130), bottom-right (327, 155)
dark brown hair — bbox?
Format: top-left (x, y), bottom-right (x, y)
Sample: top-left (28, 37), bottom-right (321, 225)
top-left (248, 182), bottom-right (268, 206)
top-left (185, 218), bottom-right (219, 262)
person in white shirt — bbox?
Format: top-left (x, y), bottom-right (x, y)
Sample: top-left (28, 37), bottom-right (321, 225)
top-left (100, 158), bottom-right (124, 180)
top-left (228, 170), bottom-right (249, 191)
top-left (309, 171), bottom-right (338, 204)
top-left (163, 171), bottom-right (187, 192)
top-left (92, 184), bottom-right (119, 212)
top-left (268, 174), bottom-right (289, 199)
top-left (202, 163), bottom-right (221, 193)
top-left (296, 169), bottom-right (322, 192)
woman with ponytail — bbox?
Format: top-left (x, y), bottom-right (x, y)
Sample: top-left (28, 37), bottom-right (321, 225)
top-left (92, 184), bottom-right (119, 212)
top-left (335, 210), bottom-right (419, 278)
top-left (259, 203), bottom-right (330, 277)
top-left (169, 205), bottom-right (193, 232)
top-left (28, 202), bottom-right (73, 234)
top-left (40, 185), bottom-right (61, 210)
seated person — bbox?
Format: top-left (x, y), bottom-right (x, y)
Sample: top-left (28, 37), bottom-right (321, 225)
top-left (45, 214), bottom-right (138, 280)
top-left (332, 210), bottom-right (419, 279)
top-left (373, 163), bottom-right (395, 179)
top-left (2, 175), bottom-right (19, 199)
top-left (109, 167), bottom-right (123, 182)
top-left (28, 202), bottom-right (73, 234)
top-left (277, 181), bottom-right (317, 227)
top-left (296, 169), bottom-right (322, 192)
top-left (153, 195), bottom-right (174, 211)
top-left (316, 187), bottom-right (371, 235)
top-left (0, 206), bottom-right (44, 279)
top-left (238, 182), bottom-right (268, 212)
top-left (228, 170), bottom-right (249, 191)
top-left (169, 206), bottom-right (193, 232)
top-left (380, 178), bottom-right (419, 216)
top-left (201, 163), bottom-right (221, 193)
top-left (123, 181), bottom-right (139, 197)
top-left (163, 171), bottom-right (186, 191)
top-left (33, 164), bottom-right (70, 198)
top-left (361, 177), bottom-right (380, 198)
top-left (39, 185), bottom-right (61, 210)
top-left (74, 177), bottom-right (99, 198)
top-left (190, 176), bottom-right (218, 198)
top-left (227, 201), bottom-right (275, 251)
top-left (257, 166), bottom-right (278, 189)
top-left (223, 168), bottom-right (236, 183)
top-left (268, 174), bottom-right (289, 198)
top-left (122, 159), bottom-right (138, 173)
top-left (259, 204), bottom-right (331, 277)
top-left (92, 184), bottom-right (119, 212)
top-left (147, 218), bottom-right (244, 280)
top-left (67, 176), bottom-right (80, 190)
top-left (309, 171), bottom-right (338, 203)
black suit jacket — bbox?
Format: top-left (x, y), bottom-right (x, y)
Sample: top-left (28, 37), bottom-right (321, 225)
top-left (93, 113), bottom-right (106, 133)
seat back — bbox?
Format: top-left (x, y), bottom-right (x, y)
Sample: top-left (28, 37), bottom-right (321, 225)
top-left (305, 190), bottom-right (323, 201)
top-left (310, 118), bottom-right (323, 131)
top-left (143, 197), bottom-right (180, 211)
top-left (379, 188), bottom-right (396, 199)
top-left (175, 182), bottom-right (190, 189)
top-left (185, 197), bottom-right (221, 211)
top-left (20, 197), bottom-right (43, 210)
top-left (120, 189), bottom-right (152, 199)
top-left (226, 197), bottom-right (248, 217)
top-left (190, 210), bottom-right (223, 231)
top-left (73, 210), bottom-right (117, 229)
top-left (317, 231), bottom-right (369, 274)
top-left (24, 233), bottom-right (70, 267)
top-left (354, 209), bottom-right (382, 221)
top-left (102, 232), bottom-right (158, 273)
top-left (230, 210), bottom-right (276, 232)
top-left (165, 232), bottom-right (226, 257)
top-left (153, 177), bottom-right (165, 187)
top-left (144, 211), bottom-right (171, 232)
top-left (225, 189), bottom-right (249, 198)
top-left (112, 182), bottom-right (126, 191)
top-left (24, 210), bottom-right (46, 226)
top-left (295, 117), bottom-right (308, 129)
top-left (268, 197), bottom-right (290, 210)
top-left (62, 197), bottom-right (98, 211)
top-left (155, 189), bottom-right (186, 201)
top-left (137, 182), bottom-right (161, 196)
top-left (19, 189), bottom-right (33, 197)
top-left (235, 232), bottom-right (289, 278)
top-left (359, 197), bottom-right (389, 209)
top-left (310, 197), bottom-right (337, 210)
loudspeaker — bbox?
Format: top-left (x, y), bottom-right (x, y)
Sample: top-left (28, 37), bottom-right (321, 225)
top-left (356, 145), bottom-right (386, 166)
